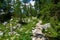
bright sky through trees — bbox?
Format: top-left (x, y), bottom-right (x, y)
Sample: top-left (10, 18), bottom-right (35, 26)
top-left (20, 0), bottom-right (35, 6)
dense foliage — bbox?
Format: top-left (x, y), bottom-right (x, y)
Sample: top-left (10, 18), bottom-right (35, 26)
top-left (0, 0), bottom-right (60, 40)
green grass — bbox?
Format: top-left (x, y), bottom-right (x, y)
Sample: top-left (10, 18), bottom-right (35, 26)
top-left (0, 18), bottom-right (37, 40)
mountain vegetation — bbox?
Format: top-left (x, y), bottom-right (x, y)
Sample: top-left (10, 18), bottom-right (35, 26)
top-left (0, 0), bottom-right (60, 40)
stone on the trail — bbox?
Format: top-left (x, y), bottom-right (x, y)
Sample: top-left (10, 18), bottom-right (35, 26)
top-left (32, 29), bottom-right (37, 34)
top-left (42, 23), bottom-right (51, 29)
top-left (32, 20), bottom-right (49, 40)
top-left (32, 37), bottom-right (36, 40)
top-left (35, 29), bottom-right (43, 34)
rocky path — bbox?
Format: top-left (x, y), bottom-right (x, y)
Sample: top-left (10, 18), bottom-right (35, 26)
top-left (32, 20), bottom-right (50, 40)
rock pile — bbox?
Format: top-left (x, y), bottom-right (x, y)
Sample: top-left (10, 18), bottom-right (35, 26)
top-left (32, 20), bottom-right (50, 40)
